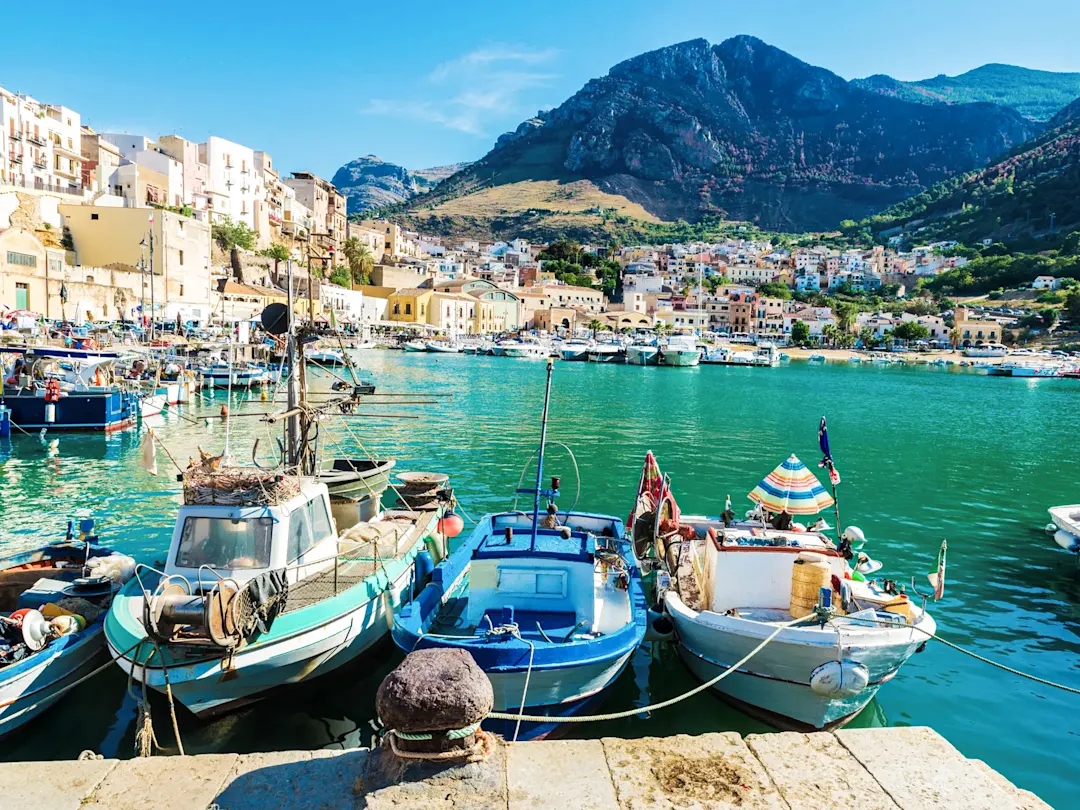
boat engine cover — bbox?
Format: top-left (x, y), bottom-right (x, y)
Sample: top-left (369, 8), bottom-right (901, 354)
top-left (809, 660), bottom-right (869, 698)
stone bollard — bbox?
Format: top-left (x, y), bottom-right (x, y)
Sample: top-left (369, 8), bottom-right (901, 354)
top-left (364, 649), bottom-right (506, 806)
top-left (375, 648), bottom-right (493, 760)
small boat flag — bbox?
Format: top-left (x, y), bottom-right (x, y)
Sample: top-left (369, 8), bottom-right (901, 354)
top-left (818, 416), bottom-right (841, 486)
top-left (928, 539), bottom-right (947, 600)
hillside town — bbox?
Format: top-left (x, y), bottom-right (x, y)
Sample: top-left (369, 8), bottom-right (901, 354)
top-left (0, 82), bottom-right (1047, 349)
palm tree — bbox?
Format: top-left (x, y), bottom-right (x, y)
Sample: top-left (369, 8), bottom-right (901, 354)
top-left (587, 318), bottom-right (605, 339)
top-left (343, 238), bottom-right (374, 286)
top-left (835, 302), bottom-right (857, 334)
top-left (821, 324), bottom-right (837, 348)
top-left (949, 327), bottom-right (961, 349)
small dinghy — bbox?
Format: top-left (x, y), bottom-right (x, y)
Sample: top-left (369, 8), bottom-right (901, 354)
top-left (630, 450), bottom-right (936, 731)
top-left (0, 516), bottom-right (134, 737)
top-left (392, 360), bottom-right (646, 740)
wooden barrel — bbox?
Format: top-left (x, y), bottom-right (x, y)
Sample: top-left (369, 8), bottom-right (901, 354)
top-left (790, 553), bottom-right (830, 619)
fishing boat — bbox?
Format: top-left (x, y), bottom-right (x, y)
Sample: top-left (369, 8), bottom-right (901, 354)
top-left (626, 340), bottom-right (660, 366)
top-left (105, 285), bottom-right (449, 717)
top-left (193, 359), bottom-right (270, 389)
top-left (137, 391), bottom-right (167, 419)
top-left (0, 515), bottom-right (135, 737)
top-left (403, 340), bottom-right (428, 353)
top-left (808, 353), bottom-right (826, 363)
top-left (0, 347), bottom-right (137, 432)
top-left (558, 339), bottom-right (593, 362)
top-left (702, 343), bottom-right (779, 367)
top-left (425, 341), bottom-right (462, 354)
top-left (318, 458), bottom-right (396, 500)
top-left (1047, 505), bottom-right (1080, 553)
top-left (392, 360), bottom-right (647, 740)
top-left (660, 335), bottom-right (701, 367)
top-left (630, 449), bottom-right (936, 731)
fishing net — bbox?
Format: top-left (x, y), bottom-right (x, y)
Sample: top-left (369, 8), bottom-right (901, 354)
top-left (182, 465), bottom-right (300, 506)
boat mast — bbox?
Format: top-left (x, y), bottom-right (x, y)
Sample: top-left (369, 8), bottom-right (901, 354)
top-left (531, 358), bottom-right (555, 550)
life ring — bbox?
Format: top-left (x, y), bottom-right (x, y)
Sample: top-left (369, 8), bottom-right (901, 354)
top-left (44, 378), bottom-right (61, 403)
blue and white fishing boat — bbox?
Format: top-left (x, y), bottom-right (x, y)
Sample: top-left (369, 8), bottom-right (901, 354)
top-left (392, 360), bottom-right (647, 740)
top-left (193, 358), bottom-right (270, 389)
top-left (0, 347), bottom-right (137, 432)
top-left (0, 516), bottom-right (135, 737)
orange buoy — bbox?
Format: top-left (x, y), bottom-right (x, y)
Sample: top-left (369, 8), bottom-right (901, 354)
top-left (220, 404), bottom-right (229, 419)
top-left (438, 513), bottom-right (464, 538)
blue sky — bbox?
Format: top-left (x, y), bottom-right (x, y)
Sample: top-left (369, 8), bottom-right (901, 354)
top-left (3, 0), bottom-right (1080, 178)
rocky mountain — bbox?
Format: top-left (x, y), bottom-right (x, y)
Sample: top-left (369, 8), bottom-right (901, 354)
top-left (405, 36), bottom-right (1042, 233)
top-left (330, 155), bottom-right (470, 214)
top-left (852, 65), bottom-right (1080, 122)
top-left (865, 97), bottom-right (1080, 245)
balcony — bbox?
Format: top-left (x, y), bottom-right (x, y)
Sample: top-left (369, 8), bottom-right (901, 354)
top-left (56, 164), bottom-right (79, 179)
top-left (54, 143), bottom-right (82, 160)
top-left (27, 133), bottom-right (46, 147)
top-left (10, 154), bottom-right (22, 165)
top-left (8, 132), bottom-right (21, 142)
top-left (33, 158), bottom-right (47, 170)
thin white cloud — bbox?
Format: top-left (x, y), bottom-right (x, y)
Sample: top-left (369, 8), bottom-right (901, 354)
top-left (364, 44), bottom-right (558, 137)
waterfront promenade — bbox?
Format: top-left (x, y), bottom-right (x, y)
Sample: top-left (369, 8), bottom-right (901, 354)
top-left (4, 726), bottom-right (1050, 810)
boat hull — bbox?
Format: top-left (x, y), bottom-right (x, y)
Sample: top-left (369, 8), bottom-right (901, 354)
top-left (108, 559), bottom-right (417, 717)
top-left (667, 593), bottom-right (931, 730)
top-left (3, 391), bottom-right (135, 431)
top-left (626, 347), bottom-right (659, 366)
top-left (587, 351), bottom-right (622, 363)
top-left (0, 626), bottom-right (107, 737)
top-left (660, 350), bottom-right (700, 367)
top-left (559, 348), bottom-right (589, 362)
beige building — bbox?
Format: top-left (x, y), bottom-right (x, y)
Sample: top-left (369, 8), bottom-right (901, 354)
top-left (537, 284), bottom-right (605, 313)
top-left (79, 127), bottom-right (122, 196)
top-left (60, 205), bottom-right (213, 323)
top-left (0, 226), bottom-right (147, 322)
top-left (429, 292), bottom-right (476, 334)
top-left (357, 219), bottom-right (420, 260)
top-left (346, 222), bottom-right (386, 263)
top-left (285, 172), bottom-right (347, 262)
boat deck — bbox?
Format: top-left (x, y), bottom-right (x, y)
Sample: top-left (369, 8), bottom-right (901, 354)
top-left (428, 597), bottom-right (582, 642)
top-left (283, 513), bottom-right (429, 612)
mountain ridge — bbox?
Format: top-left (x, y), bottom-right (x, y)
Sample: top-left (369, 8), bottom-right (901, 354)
top-left (397, 36), bottom-right (1041, 234)
top-left (330, 155), bottom-right (470, 214)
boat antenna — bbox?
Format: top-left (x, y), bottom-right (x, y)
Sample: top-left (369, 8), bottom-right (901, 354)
top-left (285, 259), bottom-right (300, 469)
top-left (530, 358), bottom-right (555, 551)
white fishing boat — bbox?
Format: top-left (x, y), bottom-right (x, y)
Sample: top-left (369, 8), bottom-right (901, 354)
top-left (626, 341), bottom-right (660, 366)
top-left (403, 340), bottom-right (428, 353)
top-left (194, 360), bottom-right (270, 389)
top-left (808, 353), bottom-right (826, 363)
top-left (999, 360), bottom-right (1060, 378)
top-left (702, 343), bottom-right (778, 367)
top-left (138, 392), bottom-right (167, 419)
top-left (1047, 505), bottom-right (1080, 552)
top-left (630, 451), bottom-right (936, 731)
top-left (305, 348), bottom-right (346, 366)
top-left (425, 341), bottom-right (462, 354)
top-left (558, 339), bottom-right (593, 362)
top-left (660, 335), bottom-right (701, 367)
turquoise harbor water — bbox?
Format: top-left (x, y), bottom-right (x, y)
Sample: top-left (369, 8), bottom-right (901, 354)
top-left (2, 353), bottom-right (1078, 805)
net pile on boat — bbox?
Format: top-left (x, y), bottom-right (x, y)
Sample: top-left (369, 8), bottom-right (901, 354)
top-left (183, 464), bottom-right (300, 506)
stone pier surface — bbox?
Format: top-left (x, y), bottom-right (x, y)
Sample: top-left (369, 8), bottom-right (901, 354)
top-left (0, 727), bottom-right (1052, 810)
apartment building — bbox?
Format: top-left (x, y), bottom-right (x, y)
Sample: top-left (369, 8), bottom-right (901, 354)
top-left (102, 134), bottom-right (185, 208)
top-left (286, 172), bottom-right (346, 262)
top-left (158, 135), bottom-right (210, 218)
top-left (0, 86), bottom-right (83, 195)
top-left (253, 150), bottom-right (284, 246)
top-left (79, 127), bottom-right (122, 195)
top-left (200, 136), bottom-right (260, 228)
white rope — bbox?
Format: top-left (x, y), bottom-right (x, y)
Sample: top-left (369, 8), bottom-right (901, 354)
top-left (487, 612), bottom-right (816, 724)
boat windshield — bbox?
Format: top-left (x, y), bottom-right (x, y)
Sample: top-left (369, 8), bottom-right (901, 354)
top-left (175, 516), bottom-right (274, 570)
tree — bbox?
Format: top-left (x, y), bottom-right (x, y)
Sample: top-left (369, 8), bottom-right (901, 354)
top-left (1064, 289), bottom-right (1080, 325)
top-left (259, 243), bottom-right (290, 283)
top-left (212, 215), bottom-right (256, 280)
top-left (790, 320), bottom-right (811, 346)
top-left (834, 302), bottom-right (858, 333)
top-left (821, 323), bottom-right (837, 347)
top-left (892, 321), bottom-right (931, 342)
top-left (756, 281), bottom-right (792, 300)
top-left (343, 238), bottom-right (374, 286)
top-left (949, 328), bottom-right (961, 348)
top-left (587, 318), bottom-right (605, 339)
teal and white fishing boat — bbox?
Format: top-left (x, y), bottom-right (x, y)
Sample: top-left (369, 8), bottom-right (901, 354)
top-left (104, 286), bottom-right (447, 717)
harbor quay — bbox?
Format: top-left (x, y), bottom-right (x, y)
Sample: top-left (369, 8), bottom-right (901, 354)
top-left (0, 726), bottom-right (1052, 810)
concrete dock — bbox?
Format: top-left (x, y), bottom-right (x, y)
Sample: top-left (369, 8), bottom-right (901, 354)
top-left (0, 726), bottom-right (1051, 810)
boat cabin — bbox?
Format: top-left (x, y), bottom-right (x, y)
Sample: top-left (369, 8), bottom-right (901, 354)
top-left (687, 524), bottom-right (845, 613)
top-left (166, 480), bottom-right (340, 589)
top-left (445, 511), bottom-right (631, 638)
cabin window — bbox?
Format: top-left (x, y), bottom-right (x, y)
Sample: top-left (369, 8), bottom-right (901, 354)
top-left (287, 497), bottom-right (333, 562)
top-left (175, 516), bottom-right (273, 570)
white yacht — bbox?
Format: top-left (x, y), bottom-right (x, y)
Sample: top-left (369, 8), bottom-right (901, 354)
top-left (559, 338), bottom-right (593, 361)
top-left (587, 343), bottom-right (623, 363)
top-left (626, 341), bottom-right (660, 366)
top-left (660, 335), bottom-right (701, 367)
top-left (502, 340), bottom-right (549, 360)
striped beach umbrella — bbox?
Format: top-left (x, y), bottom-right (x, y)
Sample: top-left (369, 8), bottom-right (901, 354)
top-left (748, 454), bottom-right (835, 515)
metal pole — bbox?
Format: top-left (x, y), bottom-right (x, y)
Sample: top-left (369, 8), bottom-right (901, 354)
top-left (149, 228), bottom-right (156, 342)
top-left (286, 259), bottom-right (299, 469)
top-left (531, 358), bottom-right (554, 551)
